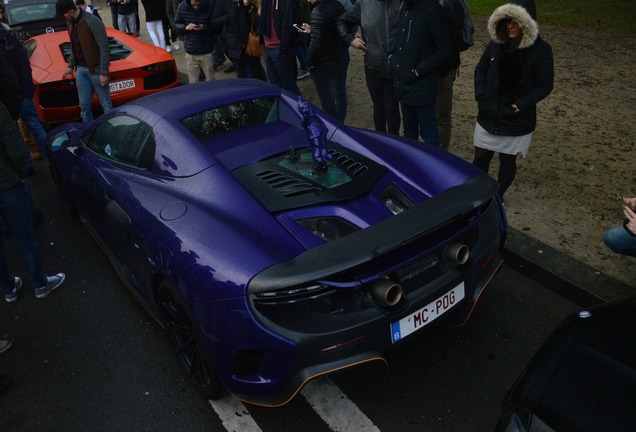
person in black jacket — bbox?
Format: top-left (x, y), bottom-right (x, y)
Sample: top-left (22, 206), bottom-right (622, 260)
top-left (141, 0), bottom-right (168, 49)
top-left (117, 0), bottom-right (138, 34)
top-left (300, 0), bottom-right (344, 118)
top-left (0, 57), bottom-right (66, 303)
top-left (174, 0), bottom-right (217, 83)
top-left (472, 0), bottom-right (553, 201)
top-left (390, 0), bottom-right (451, 146)
top-left (437, 0), bottom-right (470, 151)
top-left (213, 0), bottom-right (256, 79)
top-left (260, 0), bottom-right (300, 94)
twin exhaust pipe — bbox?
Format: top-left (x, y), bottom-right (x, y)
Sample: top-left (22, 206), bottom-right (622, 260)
top-left (370, 241), bottom-right (470, 307)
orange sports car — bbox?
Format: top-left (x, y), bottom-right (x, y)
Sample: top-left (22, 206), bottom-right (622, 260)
top-left (25, 28), bottom-right (179, 128)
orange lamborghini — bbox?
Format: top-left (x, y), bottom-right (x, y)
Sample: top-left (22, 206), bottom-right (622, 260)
top-left (25, 27), bottom-right (179, 128)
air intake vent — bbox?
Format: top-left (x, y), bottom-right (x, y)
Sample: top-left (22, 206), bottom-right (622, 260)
top-left (256, 170), bottom-right (322, 197)
top-left (232, 143), bottom-right (386, 212)
top-left (329, 149), bottom-right (368, 177)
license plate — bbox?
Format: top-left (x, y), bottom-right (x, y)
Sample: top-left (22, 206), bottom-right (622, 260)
top-left (109, 79), bottom-right (136, 92)
top-left (391, 282), bottom-right (465, 343)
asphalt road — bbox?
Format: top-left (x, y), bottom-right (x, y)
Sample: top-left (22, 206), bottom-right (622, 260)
top-left (0, 158), bottom-right (581, 432)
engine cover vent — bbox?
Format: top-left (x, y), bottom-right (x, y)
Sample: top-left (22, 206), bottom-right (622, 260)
top-left (233, 143), bottom-right (386, 212)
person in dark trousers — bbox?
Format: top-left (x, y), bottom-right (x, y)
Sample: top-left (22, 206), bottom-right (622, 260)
top-left (472, 0), bottom-right (553, 201)
top-left (0, 8), bottom-right (49, 163)
top-left (436, 0), bottom-right (470, 151)
top-left (337, 0), bottom-right (400, 134)
top-left (300, 0), bottom-right (344, 118)
top-left (166, 0), bottom-right (183, 52)
top-left (107, 0), bottom-right (119, 29)
top-left (57, 0), bottom-right (113, 123)
top-left (0, 58), bottom-right (66, 304)
top-left (390, 0), bottom-right (451, 146)
top-left (260, 0), bottom-right (300, 95)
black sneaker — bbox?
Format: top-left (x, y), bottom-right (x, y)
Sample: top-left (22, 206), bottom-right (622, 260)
top-left (34, 273), bottom-right (65, 299)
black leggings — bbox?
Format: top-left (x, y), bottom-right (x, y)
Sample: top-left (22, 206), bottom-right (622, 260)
top-left (472, 147), bottom-right (517, 199)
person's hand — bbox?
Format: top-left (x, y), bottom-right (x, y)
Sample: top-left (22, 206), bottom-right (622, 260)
top-left (623, 197), bottom-right (636, 211)
top-left (62, 67), bottom-right (73, 79)
top-left (301, 23), bottom-right (311, 33)
top-left (350, 37), bottom-right (366, 51)
top-left (623, 205), bottom-right (636, 235)
top-left (99, 74), bottom-right (109, 87)
top-left (186, 23), bottom-right (201, 31)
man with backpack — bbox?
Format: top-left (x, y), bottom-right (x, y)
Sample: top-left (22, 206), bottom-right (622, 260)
top-left (437, 0), bottom-right (474, 150)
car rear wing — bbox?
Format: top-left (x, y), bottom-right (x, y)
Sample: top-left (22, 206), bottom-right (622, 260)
top-left (248, 174), bottom-right (500, 293)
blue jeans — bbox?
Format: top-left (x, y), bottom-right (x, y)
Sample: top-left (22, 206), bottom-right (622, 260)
top-left (0, 182), bottom-right (47, 293)
top-left (76, 66), bottom-right (113, 123)
top-left (401, 102), bottom-right (440, 146)
top-left (20, 98), bottom-right (48, 158)
top-left (603, 226), bottom-right (636, 257)
top-left (264, 47), bottom-right (300, 95)
top-left (309, 58), bottom-right (340, 118)
top-left (296, 42), bottom-right (308, 72)
top-left (334, 46), bottom-right (349, 123)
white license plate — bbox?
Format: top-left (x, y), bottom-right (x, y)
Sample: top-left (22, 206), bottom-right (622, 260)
top-left (391, 282), bottom-right (465, 343)
top-left (109, 79), bottom-right (136, 92)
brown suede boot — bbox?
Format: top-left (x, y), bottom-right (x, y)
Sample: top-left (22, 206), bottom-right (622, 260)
top-left (18, 118), bottom-right (43, 160)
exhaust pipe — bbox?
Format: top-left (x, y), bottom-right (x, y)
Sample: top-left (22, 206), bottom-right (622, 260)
top-left (371, 278), bottom-right (403, 307)
top-left (444, 242), bottom-right (470, 266)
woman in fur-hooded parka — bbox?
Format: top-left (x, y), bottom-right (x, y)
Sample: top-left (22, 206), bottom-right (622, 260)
top-left (472, 0), bottom-right (553, 200)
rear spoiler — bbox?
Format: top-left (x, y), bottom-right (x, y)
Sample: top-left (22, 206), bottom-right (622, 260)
top-left (248, 174), bottom-right (499, 293)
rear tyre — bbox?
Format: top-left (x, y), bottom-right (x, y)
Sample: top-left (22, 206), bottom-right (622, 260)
top-left (158, 280), bottom-right (223, 400)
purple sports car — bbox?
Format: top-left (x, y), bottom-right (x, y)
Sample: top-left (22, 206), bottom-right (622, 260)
top-left (47, 79), bottom-right (507, 406)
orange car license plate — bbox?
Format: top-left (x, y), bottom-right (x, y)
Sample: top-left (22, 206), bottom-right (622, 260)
top-left (110, 79), bottom-right (136, 92)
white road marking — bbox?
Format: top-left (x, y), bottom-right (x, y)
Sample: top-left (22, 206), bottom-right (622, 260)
top-left (209, 396), bottom-right (263, 432)
top-left (301, 377), bottom-right (381, 432)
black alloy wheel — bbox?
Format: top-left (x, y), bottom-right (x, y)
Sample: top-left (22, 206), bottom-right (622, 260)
top-left (158, 280), bottom-right (223, 400)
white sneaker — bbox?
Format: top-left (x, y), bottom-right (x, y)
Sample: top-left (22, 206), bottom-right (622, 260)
top-left (173, 42), bottom-right (180, 51)
top-left (166, 46), bottom-right (172, 53)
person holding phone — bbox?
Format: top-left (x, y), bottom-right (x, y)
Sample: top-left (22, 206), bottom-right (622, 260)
top-left (603, 195), bottom-right (636, 257)
top-left (174, 0), bottom-right (217, 83)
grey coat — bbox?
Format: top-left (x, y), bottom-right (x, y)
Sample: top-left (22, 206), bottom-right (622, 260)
top-left (337, 0), bottom-right (400, 78)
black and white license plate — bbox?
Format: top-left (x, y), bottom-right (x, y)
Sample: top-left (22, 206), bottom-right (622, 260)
top-left (391, 282), bottom-right (464, 343)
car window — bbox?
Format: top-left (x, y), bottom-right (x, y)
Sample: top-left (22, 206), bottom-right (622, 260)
top-left (6, 3), bottom-right (56, 25)
top-left (84, 115), bottom-right (155, 169)
top-left (181, 97), bottom-right (279, 140)
top-left (61, 37), bottom-right (132, 63)
top-left (23, 39), bottom-right (37, 58)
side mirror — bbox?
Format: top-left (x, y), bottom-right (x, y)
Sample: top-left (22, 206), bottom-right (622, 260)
top-left (49, 132), bottom-right (70, 153)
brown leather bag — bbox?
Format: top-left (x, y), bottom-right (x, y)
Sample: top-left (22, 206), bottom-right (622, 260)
top-left (245, 32), bottom-right (264, 57)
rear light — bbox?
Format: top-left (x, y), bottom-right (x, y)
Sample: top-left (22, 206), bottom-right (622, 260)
top-left (142, 61), bottom-right (178, 90)
top-left (39, 80), bottom-right (79, 108)
top-left (141, 61), bottom-right (174, 72)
